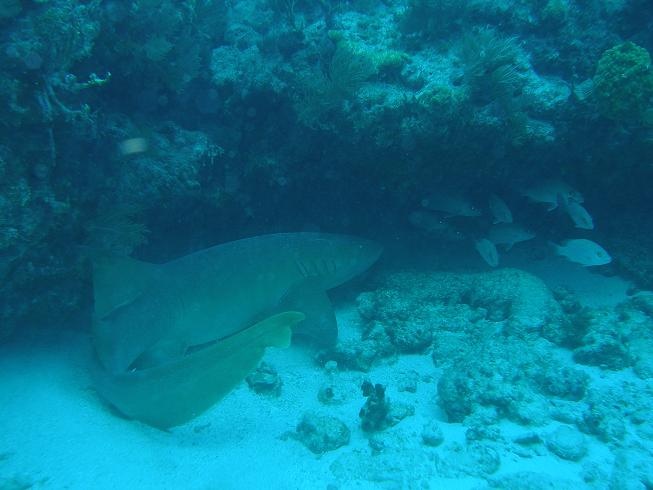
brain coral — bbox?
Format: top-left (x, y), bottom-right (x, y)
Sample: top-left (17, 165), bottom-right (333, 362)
top-left (593, 42), bottom-right (653, 122)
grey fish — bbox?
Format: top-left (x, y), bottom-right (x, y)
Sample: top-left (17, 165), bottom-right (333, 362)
top-left (521, 180), bottom-right (584, 210)
top-left (409, 210), bottom-right (448, 232)
top-left (408, 210), bottom-right (465, 241)
top-left (559, 195), bottom-right (594, 230)
top-left (488, 194), bottom-right (513, 224)
top-left (551, 239), bottom-right (611, 266)
top-left (92, 232), bottom-right (382, 374)
top-left (487, 224), bottom-right (535, 251)
top-left (421, 192), bottom-right (481, 217)
top-left (475, 238), bottom-right (499, 267)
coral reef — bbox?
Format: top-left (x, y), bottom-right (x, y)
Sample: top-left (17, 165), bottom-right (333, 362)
top-left (435, 442), bottom-right (501, 478)
top-left (354, 269), bottom-right (566, 361)
top-left (341, 267), bottom-right (653, 452)
top-left (0, 0), bottom-right (652, 335)
top-left (593, 42), bottom-right (653, 122)
top-left (2, 1), bottom-right (653, 488)
top-left (359, 380), bottom-right (414, 432)
top-left (421, 420), bottom-right (444, 447)
top-left (246, 362), bottom-right (282, 396)
top-left (293, 412), bottom-right (350, 454)
top-left (545, 425), bottom-right (588, 461)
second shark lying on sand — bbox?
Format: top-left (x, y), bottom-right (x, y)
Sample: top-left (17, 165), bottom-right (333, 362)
top-left (91, 232), bottom-right (382, 428)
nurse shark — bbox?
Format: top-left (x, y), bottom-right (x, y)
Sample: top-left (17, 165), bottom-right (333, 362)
top-left (91, 232), bottom-right (382, 428)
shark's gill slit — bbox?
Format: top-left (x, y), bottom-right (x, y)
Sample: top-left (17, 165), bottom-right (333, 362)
top-left (295, 259), bottom-right (308, 278)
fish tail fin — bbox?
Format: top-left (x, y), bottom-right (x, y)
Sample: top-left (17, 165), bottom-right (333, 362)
top-left (547, 241), bottom-right (560, 255)
top-left (556, 192), bottom-right (569, 212)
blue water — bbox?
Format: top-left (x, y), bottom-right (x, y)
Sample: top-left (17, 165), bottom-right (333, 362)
top-left (1, 1), bottom-right (652, 489)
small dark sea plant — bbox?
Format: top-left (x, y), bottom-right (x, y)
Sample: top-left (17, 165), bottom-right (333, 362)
top-left (294, 43), bottom-right (377, 128)
top-left (83, 205), bottom-right (149, 256)
top-left (458, 27), bottom-right (523, 104)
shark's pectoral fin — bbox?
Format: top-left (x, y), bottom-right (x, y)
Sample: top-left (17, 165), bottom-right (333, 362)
top-left (280, 285), bottom-right (337, 347)
top-left (94, 311), bottom-right (304, 429)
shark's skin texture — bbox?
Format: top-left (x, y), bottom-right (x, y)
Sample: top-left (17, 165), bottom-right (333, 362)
top-left (93, 312), bottom-right (304, 429)
top-left (92, 233), bottom-right (382, 374)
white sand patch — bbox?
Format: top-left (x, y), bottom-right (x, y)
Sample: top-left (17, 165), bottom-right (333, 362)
top-left (0, 301), bottom-right (635, 489)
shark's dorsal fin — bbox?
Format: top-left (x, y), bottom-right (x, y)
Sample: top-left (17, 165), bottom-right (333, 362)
top-left (92, 256), bottom-right (162, 320)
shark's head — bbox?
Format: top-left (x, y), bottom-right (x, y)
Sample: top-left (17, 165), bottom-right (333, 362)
top-left (291, 233), bottom-right (382, 289)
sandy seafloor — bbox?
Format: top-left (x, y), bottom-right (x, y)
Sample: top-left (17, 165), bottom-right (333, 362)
top-left (0, 255), bottom-right (642, 490)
